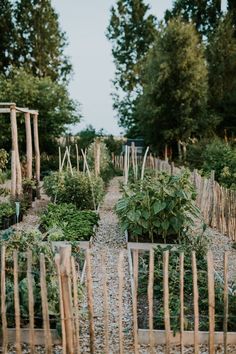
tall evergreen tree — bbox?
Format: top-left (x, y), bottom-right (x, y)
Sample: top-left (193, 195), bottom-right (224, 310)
top-left (14, 0), bottom-right (72, 81)
top-left (228, 0), bottom-right (236, 28)
top-left (0, 0), bottom-right (16, 73)
top-left (208, 15), bottom-right (236, 133)
top-left (165, 0), bottom-right (221, 36)
top-left (106, 0), bottom-right (157, 130)
top-left (136, 18), bottom-right (213, 151)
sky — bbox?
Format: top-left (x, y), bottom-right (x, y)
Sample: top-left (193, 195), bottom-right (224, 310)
top-left (52, 0), bottom-right (227, 136)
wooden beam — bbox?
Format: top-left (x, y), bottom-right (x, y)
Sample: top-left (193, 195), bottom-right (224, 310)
top-left (25, 112), bottom-right (32, 179)
top-left (10, 105), bottom-right (22, 196)
top-left (16, 107), bottom-right (38, 115)
top-left (33, 113), bottom-right (40, 197)
top-left (0, 108), bottom-right (11, 113)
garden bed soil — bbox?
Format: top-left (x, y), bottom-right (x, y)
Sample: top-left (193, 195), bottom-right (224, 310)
top-left (127, 231), bottom-right (179, 244)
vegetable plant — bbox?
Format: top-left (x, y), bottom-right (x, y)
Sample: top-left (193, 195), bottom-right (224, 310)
top-left (40, 203), bottom-right (99, 241)
top-left (43, 171), bottom-right (104, 210)
top-left (116, 171), bottom-right (200, 243)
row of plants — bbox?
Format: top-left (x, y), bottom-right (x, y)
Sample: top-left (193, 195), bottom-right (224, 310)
top-left (137, 235), bottom-right (236, 332)
top-left (0, 228), bottom-right (84, 329)
top-left (116, 171), bottom-right (199, 243)
top-left (40, 203), bottom-right (99, 242)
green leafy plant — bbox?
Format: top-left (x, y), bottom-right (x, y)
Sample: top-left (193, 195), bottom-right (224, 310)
top-left (116, 171), bottom-right (199, 243)
top-left (138, 237), bottom-right (236, 332)
top-left (40, 203), bottom-right (99, 241)
top-left (0, 149), bottom-right (8, 171)
top-left (43, 170), bottom-right (104, 210)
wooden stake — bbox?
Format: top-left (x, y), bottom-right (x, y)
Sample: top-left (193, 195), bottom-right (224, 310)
top-left (148, 249), bottom-right (154, 354)
top-left (25, 112), bottom-right (33, 179)
top-left (118, 251), bottom-right (124, 354)
top-left (27, 250), bottom-right (35, 353)
top-left (55, 254), bottom-right (67, 354)
top-left (101, 252), bottom-right (110, 354)
top-left (192, 252), bottom-right (199, 354)
top-left (163, 251), bottom-right (170, 354)
top-left (11, 150), bottom-right (16, 197)
top-left (40, 254), bottom-right (52, 354)
top-left (13, 251), bottom-right (22, 354)
top-left (133, 250), bottom-right (139, 354)
top-left (71, 256), bottom-right (81, 354)
top-left (224, 252), bottom-right (229, 353)
top-left (180, 253), bottom-right (184, 354)
top-left (1, 246), bottom-right (8, 353)
top-left (207, 251), bottom-right (215, 354)
top-left (86, 249), bottom-right (95, 354)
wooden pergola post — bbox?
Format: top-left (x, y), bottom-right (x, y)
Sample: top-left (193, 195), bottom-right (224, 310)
top-left (33, 113), bottom-right (40, 198)
top-left (10, 104), bottom-right (22, 196)
top-left (25, 112), bottom-right (33, 179)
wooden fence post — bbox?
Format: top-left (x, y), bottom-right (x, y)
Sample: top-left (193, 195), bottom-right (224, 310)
top-left (180, 253), bottom-right (184, 354)
top-left (132, 250), bottom-right (139, 354)
top-left (33, 113), bottom-right (40, 198)
top-left (10, 104), bottom-right (22, 196)
top-left (13, 251), bottom-right (22, 354)
top-left (118, 251), bottom-right (124, 354)
top-left (163, 250), bottom-right (170, 354)
top-left (27, 250), bottom-right (35, 353)
top-left (192, 252), bottom-right (199, 354)
top-left (59, 246), bottom-right (74, 354)
top-left (224, 252), bottom-right (229, 353)
top-left (86, 249), bottom-right (95, 354)
top-left (1, 246), bottom-right (8, 353)
top-left (101, 252), bottom-right (110, 354)
top-left (25, 112), bottom-right (33, 179)
top-left (148, 249), bottom-right (154, 354)
top-left (71, 256), bottom-right (81, 354)
top-left (207, 251), bottom-right (215, 354)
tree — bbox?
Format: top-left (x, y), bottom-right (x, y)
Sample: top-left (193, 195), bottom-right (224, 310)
top-left (14, 0), bottom-right (72, 82)
top-left (0, 0), bottom-right (16, 73)
top-left (207, 15), bottom-right (236, 134)
top-left (0, 69), bottom-right (80, 154)
top-left (228, 0), bottom-right (236, 28)
top-left (165, 0), bottom-right (221, 37)
top-left (106, 0), bottom-right (157, 130)
top-left (136, 18), bottom-right (213, 153)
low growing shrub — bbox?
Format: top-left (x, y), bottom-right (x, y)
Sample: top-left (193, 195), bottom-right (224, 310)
top-left (43, 171), bottom-right (104, 210)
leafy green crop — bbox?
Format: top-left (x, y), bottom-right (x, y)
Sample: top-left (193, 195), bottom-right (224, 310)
top-left (40, 203), bottom-right (99, 241)
top-left (116, 171), bottom-right (200, 243)
top-left (43, 171), bottom-right (104, 210)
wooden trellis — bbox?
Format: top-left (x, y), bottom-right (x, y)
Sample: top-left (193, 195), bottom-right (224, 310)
top-left (0, 103), bottom-right (40, 197)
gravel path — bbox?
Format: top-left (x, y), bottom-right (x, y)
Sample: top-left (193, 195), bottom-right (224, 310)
top-left (80, 177), bottom-right (134, 353)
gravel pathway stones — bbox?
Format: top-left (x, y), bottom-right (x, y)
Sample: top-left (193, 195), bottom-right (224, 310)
top-left (80, 176), bottom-right (134, 353)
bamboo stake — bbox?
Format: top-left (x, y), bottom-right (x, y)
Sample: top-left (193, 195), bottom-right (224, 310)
top-left (27, 250), bottom-right (35, 353)
top-left (207, 251), bottom-right (215, 354)
top-left (163, 251), bottom-right (170, 354)
top-left (118, 251), bottom-right (124, 354)
top-left (224, 252), bottom-right (229, 353)
top-left (192, 252), bottom-right (199, 354)
top-left (148, 249), bottom-right (154, 354)
top-left (13, 251), bottom-right (22, 354)
top-left (40, 254), bottom-right (52, 354)
top-left (59, 146), bottom-right (62, 172)
top-left (1, 246), bottom-right (8, 354)
top-left (55, 254), bottom-right (67, 354)
top-left (140, 147), bottom-right (149, 190)
top-left (86, 249), bottom-right (95, 354)
top-left (11, 150), bottom-right (16, 197)
top-left (71, 256), bottom-right (81, 354)
top-left (133, 250), bottom-right (139, 354)
top-left (101, 252), bottom-right (110, 354)
top-left (75, 144), bottom-right (80, 172)
top-left (180, 253), bottom-right (184, 354)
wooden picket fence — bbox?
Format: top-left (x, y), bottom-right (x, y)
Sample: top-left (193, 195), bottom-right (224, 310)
top-left (113, 153), bottom-right (236, 241)
top-left (1, 245), bottom-right (236, 353)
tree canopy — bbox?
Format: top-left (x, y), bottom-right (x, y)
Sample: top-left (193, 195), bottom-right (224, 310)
top-left (106, 0), bottom-right (157, 130)
top-left (135, 18), bottom-right (212, 149)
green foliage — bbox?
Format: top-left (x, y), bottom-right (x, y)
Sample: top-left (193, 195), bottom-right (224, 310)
top-left (0, 0), bottom-right (71, 81)
top-left (76, 125), bottom-right (98, 151)
top-left (0, 149), bottom-right (8, 170)
top-left (138, 242), bottom-right (236, 332)
top-left (106, 0), bottom-right (157, 129)
top-left (40, 203), bottom-right (99, 242)
top-left (207, 15), bottom-right (236, 132)
top-left (135, 18), bottom-right (212, 150)
top-left (0, 202), bottom-right (15, 218)
top-left (116, 171), bottom-right (199, 242)
top-left (0, 69), bottom-right (80, 154)
top-left (165, 0), bottom-right (221, 37)
top-left (0, 229), bottom-right (60, 327)
top-left (43, 171), bottom-right (104, 210)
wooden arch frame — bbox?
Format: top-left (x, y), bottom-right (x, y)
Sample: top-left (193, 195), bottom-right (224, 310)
top-left (0, 102), bottom-right (40, 197)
